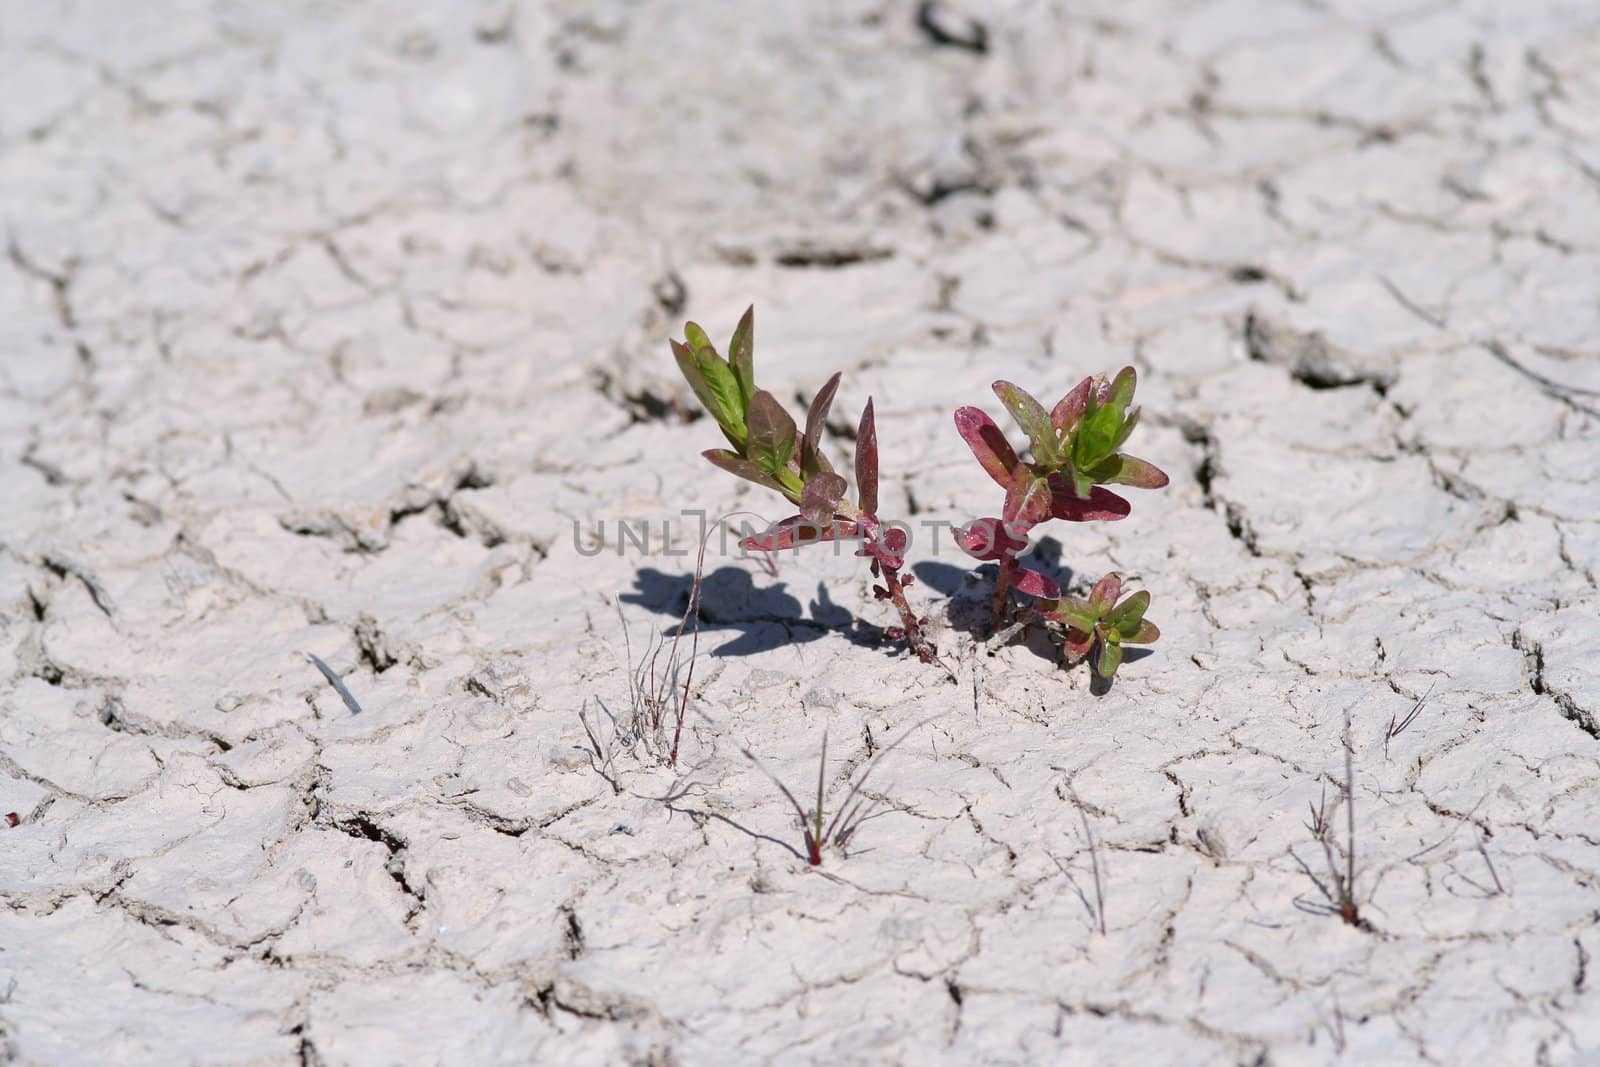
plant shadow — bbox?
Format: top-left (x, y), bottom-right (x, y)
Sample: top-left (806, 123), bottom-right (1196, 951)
top-left (621, 566), bottom-right (908, 659)
top-left (916, 536), bottom-right (1140, 694)
top-left (917, 535), bottom-right (1076, 642)
top-left (1088, 647), bottom-right (1153, 695)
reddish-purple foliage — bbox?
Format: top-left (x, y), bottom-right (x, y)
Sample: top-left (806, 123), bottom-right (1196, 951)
top-left (954, 369), bottom-right (1168, 676)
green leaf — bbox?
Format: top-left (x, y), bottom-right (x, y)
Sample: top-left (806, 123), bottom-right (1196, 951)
top-left (1106, 365), bottom-right (1137, 416)
top-left (1048, 596), bottom-right (1100, 631)
top-left (683, 321), bottom-right (714, 355)
top-left (671, 339), bottom-right (714, 410)
top-left (993, 381), bottom-right (1059, 465)
top-left (1126, 620), bottom-right (1161, 644)
top-left (746, 390), bottom-right (798, 472)
top-left (728, 305), bottom-right (756, 405)
top-left (1096, 637), bottom-right (1124, 679)
top-left (1108, 590), bottom-right (1150, 632)
top-left (1111, 406), bottom-right (1141, 451)
top-left (1071, 468), bottom-right (1094, 499)
top-left (1074, 402), bottom-right (1122, 468)
top-left (1087, 453), bottom-right (1169, 490)
top-left (697, 352), bottom-right (747, 447)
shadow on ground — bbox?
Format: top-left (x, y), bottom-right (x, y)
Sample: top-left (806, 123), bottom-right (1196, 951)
top-left (622, 565), bottom-right (907, 658)
top-left (625, 539), bottom-right (1151, 686)
top-left (914, 536), bottom-right (1148, 693)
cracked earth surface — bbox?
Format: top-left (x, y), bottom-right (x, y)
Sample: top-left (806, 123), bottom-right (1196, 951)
top-left (2, 1), bottom-right (1599, 1064)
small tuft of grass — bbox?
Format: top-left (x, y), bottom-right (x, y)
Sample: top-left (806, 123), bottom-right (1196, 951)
top-left (737, 719), bottom-right (933, 867)
top-left (1291, 722), bottom-right (1370, 931)
top-left (582, 520), bottom-right (714, 771)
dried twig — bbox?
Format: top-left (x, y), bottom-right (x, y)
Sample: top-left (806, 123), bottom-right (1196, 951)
top-left (1477, 837), bottom-right (1506, 896)
top-left (1384, 681), bottom-right (1433, 759)
top-left (577, 699), bottom-right (625, 794)
top-left (1451, 835), bottom-right (1510, 899)
top-left (1055, 790), bottom-right (1108, 936)
top-left (306, 653), bottom-right (363, 715)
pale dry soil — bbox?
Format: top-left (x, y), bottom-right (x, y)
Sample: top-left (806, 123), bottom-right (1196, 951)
top-left (1, 1), bottom-right (1598, 1065)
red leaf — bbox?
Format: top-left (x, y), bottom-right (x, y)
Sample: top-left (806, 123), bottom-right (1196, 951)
top-left (728, 305), bottom-right (756, 404)
top-left (1051, 376), bottom-right (1094, 432)
top-left (1062, 627), bottom-right (1094, 659)
top-left (746, 389), bottom-right (798, 471)
top-left (802, 372), bottom-right (841, 477)
top-left (1012, 567), bottom-right (1060, 600)
top-left (741, 515), bottom-right (857, 551)
top-left (856, 398), bottom-right (878, 515)
top-left (953, 407), bottom-right (1019, 488)
top-left (800, 472), bottom-right (848, 524)
top-left (959, 517), bottom-right (1028, 561)
top-left (704, 449), bottom-right (788, 496)
top-left (1045, 476), bottom-right (1131, 522)
top-left (1002, 468), bottom-right (1052, 530)
top-left (1089, 573), bottom-right (1122, 612)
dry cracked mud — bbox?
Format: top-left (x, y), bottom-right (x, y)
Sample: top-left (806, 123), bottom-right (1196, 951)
top-left (2, 1), bottom-right (1598, 1064)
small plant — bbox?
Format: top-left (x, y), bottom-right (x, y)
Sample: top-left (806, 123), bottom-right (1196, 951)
top-left (1038, 573), bottom-right (1161, 680)
top-left (954, 368), bottom-right (1168, 673)
top-left (669, 307), bottom-right (933, 661)
top-left (583, 522), bottom-right (711, 772)
top-left (737, 720), bottom-right (928, 866)
top-left (1292, 735), bottom-right (1369, 930)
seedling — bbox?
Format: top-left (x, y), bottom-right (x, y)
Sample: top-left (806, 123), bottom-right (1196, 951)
top-left (669, 307), bottom-right (933, 661)
top-left (954, 368), bottom-right (1168, 673)
top-left (1037, 573), bottom-right (1161, 680)
top-left (737, 720), bottom-right (930, 867)
top-left (1292, 736), bottom-right (1369, 930)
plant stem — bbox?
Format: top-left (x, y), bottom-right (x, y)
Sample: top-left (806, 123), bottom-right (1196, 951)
top-left (883, 566), bottom-right (934, 662)
top-left (991, 555), bottom-right (1015, 630)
